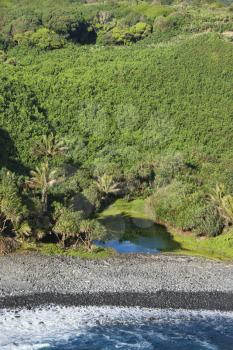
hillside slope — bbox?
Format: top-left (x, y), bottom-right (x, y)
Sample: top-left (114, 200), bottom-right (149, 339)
top-left (0, 0), bottom-right (233, 246)
top-left (1, 33), bottom-right (232, 173)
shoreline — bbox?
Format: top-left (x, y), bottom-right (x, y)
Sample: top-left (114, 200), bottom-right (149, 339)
top-left (1, 253), bottom-right (233, 311)
top-left (1, 291), bottom-right (233, 311)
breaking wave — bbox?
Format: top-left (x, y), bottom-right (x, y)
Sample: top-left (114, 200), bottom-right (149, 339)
top-left (0, 306), bottom-right (233, 349)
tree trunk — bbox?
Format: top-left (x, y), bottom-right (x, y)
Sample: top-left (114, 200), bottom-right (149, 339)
top-left (42, 189), bottom-right (48, 213)
top-left (86, 233), bottom-right (92, 252)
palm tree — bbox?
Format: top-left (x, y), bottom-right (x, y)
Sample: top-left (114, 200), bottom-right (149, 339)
top-left (94, 174), bottom-right (121, 199)
top-left (79, 219), bottom-right (95, 251)
top-left (26, 162), bottom-right (60, 213)
top-left (210, 183), bottom-right (225, 206)
top-left (32, 133), bottom-right (67, 159)
top-left (210, 183), bottom-right (233, 225)
top-left (221, 195), bottom-right (233, 224)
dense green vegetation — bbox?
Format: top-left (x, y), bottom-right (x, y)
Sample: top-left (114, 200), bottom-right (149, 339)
top-left (0, 0), bottom-right (233, 257)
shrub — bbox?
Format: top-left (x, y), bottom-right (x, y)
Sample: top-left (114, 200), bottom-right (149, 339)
top-left (194, 204), bottom-right (224, 237)
top-left (147, 182), bottom-right (184, 225)
top-left (111, 26), bottom-right (134, 44)
top-left (0, 34), bottom-right (9, 50)
top-left (0, 170), bottom-right (28, 235)
top-left (1, 34), bottom-right (232, 172)
top-left (153, 15), bottom-right (170, 31)
top-left (210, 184), bottom-right (233, 225)
top-left (154, 12), bottom-right (186, 32)
top-left (110, 22), bottom-right (151, 44)
top-left (210, 2), bottom-right (224, 9)
top-left (132, 4), bottom-right (172, 19)
top-left (9, 14), bottom-right (42, 37)
top-left (119, 13), bottom-right (142, 27)
top-left (79, 219), bottom-right (107, 251)
top-left (5, 57), bottom-right (17, 65)
top-left (53, 207), bottom-right (84, 247)
top-left (83, 184), bottom-right (101, 211)
top-left (147, 179), bottom-right (225, 236)
top-left (0, 237), bottom-right (20, 255)
top-left (43, 10), bottom-right (96, 44)
top-left (132, 22), bottom-right (152, 39)
top-left (95, 11), bottom-right (113, 25)
top-left (153, 153), bottom-right (192, 188)
top-left (0, 50), bottom-right (7, 62)
top-left (71, 192), bottom-right (96, 217)
top-left (14, 28), bottom-right (65, 50)
top-left (53, 206), bottom-right (106, 250)
top-left (16, 220), bottom-right (32, 239)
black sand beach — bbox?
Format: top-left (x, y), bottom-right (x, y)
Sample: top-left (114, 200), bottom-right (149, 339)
top-left (1, 291), bottom-right (233, 311)
top-left (1, 253), bottom-right (233, 310)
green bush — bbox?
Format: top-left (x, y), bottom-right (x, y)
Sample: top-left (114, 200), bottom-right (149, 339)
top-left (0, 34), bottom-right (9, 50)
top-left (0, 169), bottom-right (28, 234)
top-left (131, 22), bottom-right (152, 39)
top-left (0, 50), bottom-right (7, 62)
top-left (14, 28), bottom-right (65, 50)
top-left (153, 11), bottom-right (187, 32)
top-left (9, 14), bottom-right (42, 36)
top-left (104, 21), bottom-right (152, 44)
top-left (83, 184), bottom-right (101, 211)
top-left (132, 4), bottom-right (173, 19)
top-left (147, 181), bottom-right (190, 227)
top-left (79, 219), bottom-right (107, 251)
top-left (147, 179), bottom-right (224, 236)
top-left (154, 154), bottom-right (190, 187)
top-left (194, 204), bottom-right (224, 237)
top-left (53, 206), bottom-right (106, 249)
top-left (53, 207), bottom-right (84, 246)
top-left (43, 10), bottom-right (96, 44)
top-left (209, 2), bottom-right (225, 9)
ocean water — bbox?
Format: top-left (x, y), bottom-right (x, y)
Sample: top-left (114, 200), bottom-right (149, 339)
top-left (0, 306), bottom-right (233, 350)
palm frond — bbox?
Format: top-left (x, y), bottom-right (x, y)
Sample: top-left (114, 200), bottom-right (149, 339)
top-left (32, 133), bottom-right (68, 158)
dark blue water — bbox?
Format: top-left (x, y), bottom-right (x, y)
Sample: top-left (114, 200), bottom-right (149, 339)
top-left (44, 319), bottom-right (233, 350)
top-left (1, 306), bottom-right (233, 349)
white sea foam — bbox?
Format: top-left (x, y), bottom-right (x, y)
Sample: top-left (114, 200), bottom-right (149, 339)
top-left (0, 306), bottom-right (233, 350)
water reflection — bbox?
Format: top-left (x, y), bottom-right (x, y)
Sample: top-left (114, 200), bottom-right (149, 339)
top-left (96, 213), bottom-right (181, 253)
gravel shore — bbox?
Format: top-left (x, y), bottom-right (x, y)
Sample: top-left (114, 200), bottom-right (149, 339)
top-left (0, 253), bottom-right (233, 310)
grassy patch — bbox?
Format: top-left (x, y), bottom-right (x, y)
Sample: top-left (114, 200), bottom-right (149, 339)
top-left (100, 199), bottom-right (233, 260)
top-left (169, 229), bottom-right (233, 261)
top-left (131, 4), bottom-right (173, 19)
top-left (99, 198), bottom-right (150, 220)
top-left (19, 242), bottom-right (114, 259)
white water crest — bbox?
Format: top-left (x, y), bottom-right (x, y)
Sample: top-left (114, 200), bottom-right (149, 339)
top-left (0, 306), bottom-right (233, 350)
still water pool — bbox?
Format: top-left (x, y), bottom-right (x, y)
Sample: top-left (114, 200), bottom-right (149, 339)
top-left (94, 237), bottom-right (160, 253)
top-left (1, 306), bottom-right (233, 350)
top-left (94, 216), bottom-right (179, 253)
